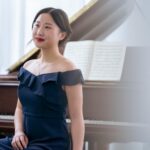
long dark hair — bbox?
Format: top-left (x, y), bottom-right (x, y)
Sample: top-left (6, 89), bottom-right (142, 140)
top-left (32, 7), bottom-right (72, 54)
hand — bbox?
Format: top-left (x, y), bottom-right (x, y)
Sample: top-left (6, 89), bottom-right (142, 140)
top-left (11, 131), bottom-right (28, 150)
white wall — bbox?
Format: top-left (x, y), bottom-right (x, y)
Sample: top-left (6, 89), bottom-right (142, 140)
top-left (103, 0), bottom-right (150, 47)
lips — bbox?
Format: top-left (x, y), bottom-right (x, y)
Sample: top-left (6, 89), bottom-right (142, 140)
top-left (35, 37), bottom-right (45, 42)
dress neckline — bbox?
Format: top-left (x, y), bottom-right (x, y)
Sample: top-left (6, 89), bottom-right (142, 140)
top-left (21, 66), bottom-right (81, 77)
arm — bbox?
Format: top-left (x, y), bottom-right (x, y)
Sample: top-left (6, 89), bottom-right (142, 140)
top-left (14, 99), bottom-right (24, 134)
top-left (11, 99), bottom-right (28, 149)
top-left (65, 84), bottom-right (85, 150)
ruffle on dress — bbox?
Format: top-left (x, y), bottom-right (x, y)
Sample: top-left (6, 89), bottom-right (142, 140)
top-left (17, 67), bottom-right (84, 98)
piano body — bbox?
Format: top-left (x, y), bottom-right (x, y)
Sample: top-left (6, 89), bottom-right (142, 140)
top-left (1, 0), bottom-right (150, 149)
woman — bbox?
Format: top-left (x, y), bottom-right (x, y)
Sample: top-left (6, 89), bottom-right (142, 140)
top-left (0, 7), bottom-right (84, 150)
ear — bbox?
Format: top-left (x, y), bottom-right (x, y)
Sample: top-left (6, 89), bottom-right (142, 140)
top-left (59, 32), bottom-right (67, 41)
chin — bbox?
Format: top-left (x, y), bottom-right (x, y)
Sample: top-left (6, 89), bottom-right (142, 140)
top-left (35, 45), bottom-right (48, 50)
top-left (34, 43), bottom-right (44, 49)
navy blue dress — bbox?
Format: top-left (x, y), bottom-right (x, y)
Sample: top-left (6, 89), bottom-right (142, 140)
top-left (0, 67), bottom-right (84, 150)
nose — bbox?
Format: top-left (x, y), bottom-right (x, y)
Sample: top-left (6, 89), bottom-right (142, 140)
top-left (37, 26), bottom-right (44, 36)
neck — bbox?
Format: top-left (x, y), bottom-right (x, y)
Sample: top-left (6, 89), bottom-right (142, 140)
top-left (40, 47), bottom-right (62, 63)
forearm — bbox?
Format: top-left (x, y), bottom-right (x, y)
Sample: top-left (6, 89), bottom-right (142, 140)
top-left (14, 107), bottom-right (24, 133)
top-left (71, 117), bottom-right (85, 150)
top-left (12, 106), bottom-right (28, 149)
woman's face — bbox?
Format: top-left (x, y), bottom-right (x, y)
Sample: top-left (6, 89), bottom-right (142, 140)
top-left (32, 13), bottom-right (64, 49)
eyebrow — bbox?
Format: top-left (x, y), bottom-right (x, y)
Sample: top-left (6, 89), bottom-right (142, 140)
top-left (45, 23), bottom-right (53, 26)
top-left (35, 21), bottom-right (53, 26)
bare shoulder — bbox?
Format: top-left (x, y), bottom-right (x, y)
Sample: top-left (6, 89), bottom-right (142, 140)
top-left (61, 57), bottom-right (77, 71)
top-left (23, 59), bottom-right (37, 69)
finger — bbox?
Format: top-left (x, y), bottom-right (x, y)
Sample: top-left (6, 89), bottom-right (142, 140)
top-left (11, 139), bottom-right (19, 150)
top-left (20, 135), bottom-right (27, 148)
top-left (24, 136), bottom-right (29, 145)
top-left (14, 136), bottom-right (24, 150)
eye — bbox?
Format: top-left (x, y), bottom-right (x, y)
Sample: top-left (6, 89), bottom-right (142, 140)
top-left (33, 23), bottom-right (40, 28)
top-left (45, 26), bottom-right (51, 29)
